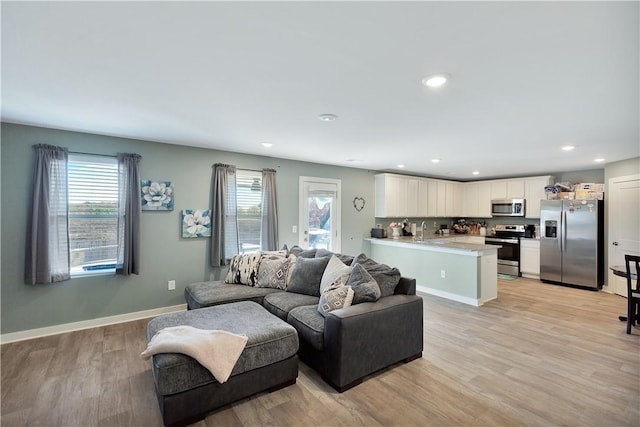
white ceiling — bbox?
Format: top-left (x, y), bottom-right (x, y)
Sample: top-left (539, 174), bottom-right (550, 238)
top-left (2, 1), bottom-right (638, 180)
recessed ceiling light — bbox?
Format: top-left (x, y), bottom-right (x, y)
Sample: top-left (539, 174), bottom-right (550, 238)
top-left (397, 164), bottom-right (405, 168)
top-left (431, 158), bottom-right (441, 163)
top-left (318, 113), bottom-right (338, 122)
top-left (561, 145), bottom-right (575, 151)
top-left (472, 171), bottom-right (480, 175)
top-left (261, 142), bottom-right (273, 148)
top-left (594, 158), bottom-right (605, 163)
top-left (422, 74), bottom-right (449, 88)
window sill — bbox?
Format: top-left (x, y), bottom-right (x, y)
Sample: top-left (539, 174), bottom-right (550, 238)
top-left (71, 268), bottom-right (116, 279)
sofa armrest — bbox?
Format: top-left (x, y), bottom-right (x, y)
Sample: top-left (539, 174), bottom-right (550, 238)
top-left (321, 294), bottom-right (423, 390)
top-left (394, 276), bottom-right (416, 295)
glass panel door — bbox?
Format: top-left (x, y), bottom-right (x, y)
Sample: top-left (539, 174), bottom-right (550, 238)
top-left (299, 177), bottom-right (341, 252)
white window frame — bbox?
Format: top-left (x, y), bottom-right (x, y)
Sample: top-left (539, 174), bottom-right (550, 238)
top-left (236, 169), bottom-right (263, 254)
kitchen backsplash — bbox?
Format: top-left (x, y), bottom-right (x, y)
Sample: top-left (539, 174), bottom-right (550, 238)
top-left (374, 216), bottom-right (540, 237)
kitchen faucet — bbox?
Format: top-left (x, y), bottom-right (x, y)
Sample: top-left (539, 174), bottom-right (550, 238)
top-left (419, 221), bottom-right (426, 242)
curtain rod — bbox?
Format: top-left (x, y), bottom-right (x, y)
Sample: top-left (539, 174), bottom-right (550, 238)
top-left (69, 150), bottom-right (117, 158)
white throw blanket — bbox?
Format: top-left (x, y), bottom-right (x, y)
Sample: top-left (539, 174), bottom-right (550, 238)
top-left (140, 326), bottom-right (248, 383)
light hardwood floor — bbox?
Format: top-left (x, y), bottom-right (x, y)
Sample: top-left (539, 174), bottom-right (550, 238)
top-left (2, 277), bottom-right (639, 426)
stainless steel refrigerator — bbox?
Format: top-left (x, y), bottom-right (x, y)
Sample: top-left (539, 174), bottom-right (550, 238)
top-left (540, 199), bottom-right (604, 289)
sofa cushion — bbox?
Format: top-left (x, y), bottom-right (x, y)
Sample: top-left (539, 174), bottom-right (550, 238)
top-left (286, 256), bottom-right (331, 296)
top-left (351, 253), bottom-right (401, 297)
top-left (347, 263), bottom-right (382, 304)
top-left (319, 255), bottom-right (352, 294)
top-left (257, 256), bottom-right (290, 290)
top-left (318, 282), bottom-right (354, 316)
top-left (224, 254), bottom-right (242, 284)
top-left (184, 281), bottom-right (281, 309)
top-left (263, 292), bottom-right (320, 320)
top-left (287, 305), bottom-right (326, 351)
top-left (147, 301), bottom-right (298, 395)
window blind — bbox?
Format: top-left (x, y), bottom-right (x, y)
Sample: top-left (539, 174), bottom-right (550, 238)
top-left (68, 154), bottom-right (119, 272)
top-left (236, 170), bottom-right (262, 253)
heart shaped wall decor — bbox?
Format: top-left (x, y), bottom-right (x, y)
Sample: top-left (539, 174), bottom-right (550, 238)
top-left (353, 197), bottom-right (365, 212)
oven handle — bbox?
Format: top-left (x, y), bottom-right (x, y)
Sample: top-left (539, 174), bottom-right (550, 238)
top-left (485, 238), bottom-right (519, 244)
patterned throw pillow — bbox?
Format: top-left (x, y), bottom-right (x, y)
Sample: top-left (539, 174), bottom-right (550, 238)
top-left (318, 281), bottom-right (354, 316)
top-left (224, 255), bottom-right (242, 284)
top-left (238, 252), bottom-right (262, 286)
top-left (257, 257), bottom-right (290, 289)
top-left (319, 255), bottom-right (353, 294)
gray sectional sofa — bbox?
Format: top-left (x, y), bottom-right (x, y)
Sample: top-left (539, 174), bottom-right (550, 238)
top-left (184, 247), bottom-right (424, 392)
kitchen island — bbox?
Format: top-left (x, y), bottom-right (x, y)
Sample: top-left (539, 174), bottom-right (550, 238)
top-left (364, 236), bottom-right (499, 306)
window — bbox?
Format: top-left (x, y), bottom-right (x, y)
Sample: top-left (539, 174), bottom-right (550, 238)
top-left (68, 154), bottom-right (119, 275)
top-left (236, 170), bottom-right (262, 253)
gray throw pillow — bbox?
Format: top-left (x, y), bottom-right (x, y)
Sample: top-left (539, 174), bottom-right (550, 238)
top-left (318, 282), bottom-right (354, 316)
top-left (315, 248), bottom-right (354, 265)
top-left (351, 253), bottom-right (401, 297)
top-left (347, 263), bottom-right (382, 304)
top-left (286, 256), bottom-right (331, 296)
top-left (289, 245), bottom-right (317, 258)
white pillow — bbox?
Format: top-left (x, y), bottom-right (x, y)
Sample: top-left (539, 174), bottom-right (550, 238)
top-left (320, 255), bottom-right (353, 294)
top-left (318, 282), bottom-right (355, 316)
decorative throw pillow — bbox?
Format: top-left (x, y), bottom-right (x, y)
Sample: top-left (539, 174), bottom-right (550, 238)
top-left (289, 245), bottom-right (317, 258)
top-left (320, 255), bottom-right (353, 294)
top-left (236, 252), bottom-right (262, 286)
top-left (318, 282), bottom-right (354, 316)
top-left (224, 255), bottom-right (242, 284)
top-left (315, 248), bottom-right (354, 265)
top-left (286, 254), bottom-right (297, 286)
top-left (257, 257), bottom-right (290, 289)
top-left (347, 263), bottom-right (382, 304)
top-left (286, 256), bottom-right (331, 296)
top-left (351, 253), bottom-right (401, 297)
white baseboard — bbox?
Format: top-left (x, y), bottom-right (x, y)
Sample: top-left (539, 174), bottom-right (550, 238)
top-left (0, 304), bottom-right (187, 344)
top-left (417, 286), bottom-right (482, 307)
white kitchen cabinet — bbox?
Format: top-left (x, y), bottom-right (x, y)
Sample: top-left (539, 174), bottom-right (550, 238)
top-left (448, 182), bottom-right (463, 217)
top-left (418, 179), bottom-right (430, 217)
top-left (520, 239), bottom-right (541, 278)
top-left (491, 179), bottom-right (525, 199)
top-left (426, 180), bottom-right (438, 217)
top-left (375, 174), bottom-right (407, 217)
top-left (436, 181), bottom-right (447, 217)
top-left (406, 178), bottom-right (419, 217)
top-left (525, 176), bottom-right (555, 218)
top-left (507, 180), bottom-right (525, 198)
top-left (464, 182), bottom-right (492, 217)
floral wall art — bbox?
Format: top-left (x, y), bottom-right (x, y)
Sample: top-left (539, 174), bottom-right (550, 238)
top-left (141, 180), bottom-right (174, 211)
top-left (182, 209), bottom-right (211, 238)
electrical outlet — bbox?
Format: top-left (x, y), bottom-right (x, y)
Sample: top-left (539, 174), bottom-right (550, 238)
top-left (168, 280), bottom-right (176, 291)
top-left (433, 221), bottom-right (437, 227)
top-left (292, 225), bottom-right (297, 233)
top-left (440, 270), bottom-right (446, 279)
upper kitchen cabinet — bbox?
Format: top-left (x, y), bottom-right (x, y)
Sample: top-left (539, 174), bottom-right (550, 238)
top-left (464, 182), bottom-right (492, 217)
top-left (525, 176), bottom-right (555, 218)
top-left (490, 179), bottom-right (525, 199)
top-left (375, 174), bottom-right (406, 217)
top-left (445, 182), bottom-right (463, 217)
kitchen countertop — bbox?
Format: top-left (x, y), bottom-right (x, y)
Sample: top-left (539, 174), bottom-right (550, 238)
top-left (365, 236), bottom-right (499, 256)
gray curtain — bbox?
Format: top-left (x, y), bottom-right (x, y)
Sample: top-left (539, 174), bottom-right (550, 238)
top-left (25, 144), bottom-right (70, 284)
top-left (261, 168), bottom-right (278, 251)
top-left (116, 153), bottom-right (142, 275)
top-left (211, 164), bottom-right (238, 267)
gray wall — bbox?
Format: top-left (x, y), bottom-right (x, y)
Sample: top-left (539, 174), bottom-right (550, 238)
top-left (1, 123), bottom-right (377, 334)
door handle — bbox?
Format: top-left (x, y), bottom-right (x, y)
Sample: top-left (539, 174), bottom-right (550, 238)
top-left (613, 242), bottom-right (619, 246)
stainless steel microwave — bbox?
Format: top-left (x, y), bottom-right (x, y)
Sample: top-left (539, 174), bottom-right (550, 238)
top-left (491, 199), bottom-right (526, 217)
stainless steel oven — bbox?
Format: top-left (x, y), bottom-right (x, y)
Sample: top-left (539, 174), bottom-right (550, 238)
top-left (484, 224), bottom-right (525, 276)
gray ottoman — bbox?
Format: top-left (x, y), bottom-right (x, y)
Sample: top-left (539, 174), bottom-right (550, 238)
top-left (147, 301), bottom-right (299, 427)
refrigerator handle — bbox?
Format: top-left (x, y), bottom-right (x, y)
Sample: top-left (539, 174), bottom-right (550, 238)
top-left (562, 210), bottom-right (566, 252)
